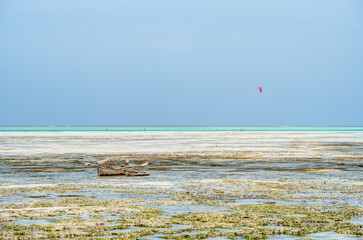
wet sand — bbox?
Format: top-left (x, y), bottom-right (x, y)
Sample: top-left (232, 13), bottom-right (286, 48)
top-left (0, 131), bottom-right (362, 239)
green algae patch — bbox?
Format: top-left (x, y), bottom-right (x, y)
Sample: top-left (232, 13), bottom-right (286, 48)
top-left (0, 197), bottom-right (168, 239)
top-left (190, 179), bottom-right (363, 204)
top-left (167, 205), bottom-right (363, 239)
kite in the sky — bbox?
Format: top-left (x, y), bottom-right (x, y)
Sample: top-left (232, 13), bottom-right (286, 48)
top-left (258, 87), bottom-right (262, 93)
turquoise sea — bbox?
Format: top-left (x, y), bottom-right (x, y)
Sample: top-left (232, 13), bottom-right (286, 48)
top-left (0, 126), bottom-right (362, 131)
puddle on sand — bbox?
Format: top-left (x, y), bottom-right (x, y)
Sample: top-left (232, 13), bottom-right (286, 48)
top-left (170, 224), bottom-right (192, 230)
top-left (205, 237), bottom-right (236, 240)
top-left (348, 217), bottom-right (363, 225)
top-left (78, 214), bottom-right (92, 220)
top-left (230, 199), bottom-right (300, 205)
top-left (110, 227), bottom-right (143, 233)
top-left (88, 235), bottom-right (116, 239)
top-left (305, 231), bottom-right (361, 240)
top-left (13, 219), bottom-right (51, 226)
top-left (155, 224), bottom-right (192, 231)
top-left (150, 204), bottom-right (228, 215)
top-left (131, 200), bottom-right (154, 205)
top-left (231, 198), bottom-right (337, 206)
top-left (262, 217), bottom-right (278, 220)
top-left (268, 235), bottom-right (301, 240)
top-left (157, 215), bottom-right (172, 219)
top-left (138, 233), bottom-right (165, 239)
top-left (101, 214), bottom-right (121, 220)
top-left (215, 228), bottom-right (247, 233)
top-left (284, 214), bottom-right (307, 217)
top-left (269, 231), bottom-right (361, 240)
top-left (172, 230), bottom-right (209, 236)
top-left (97, 194), bottom-right (169, 201)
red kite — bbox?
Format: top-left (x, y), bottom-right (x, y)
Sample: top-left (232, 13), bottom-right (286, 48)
top-left (258, 87), bottom-right (262, 93)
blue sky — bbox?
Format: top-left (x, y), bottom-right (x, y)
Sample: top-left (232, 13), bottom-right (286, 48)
top-left (0, 0), bottom-right (362, 126)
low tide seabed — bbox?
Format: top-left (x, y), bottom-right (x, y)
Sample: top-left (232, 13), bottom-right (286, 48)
top-left (0, 131), bottom-right (362, 239)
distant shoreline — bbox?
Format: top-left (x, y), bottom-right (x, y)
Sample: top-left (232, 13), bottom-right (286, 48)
top-left (0, 126), bottom-right (363, 131)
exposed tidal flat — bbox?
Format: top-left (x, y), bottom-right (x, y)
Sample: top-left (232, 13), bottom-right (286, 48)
top-left (0, 131), bottom-right (362, 239)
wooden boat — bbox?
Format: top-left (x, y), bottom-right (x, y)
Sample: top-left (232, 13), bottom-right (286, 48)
top-left (97, 162), bottom-right (149, 176)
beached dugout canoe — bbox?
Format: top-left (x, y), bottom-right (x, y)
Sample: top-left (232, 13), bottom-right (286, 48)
top-left (97, 162), bottom-right (149, 176)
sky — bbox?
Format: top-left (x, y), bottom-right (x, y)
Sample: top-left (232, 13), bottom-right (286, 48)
top-left (0, 0), bottom-right (362, 126)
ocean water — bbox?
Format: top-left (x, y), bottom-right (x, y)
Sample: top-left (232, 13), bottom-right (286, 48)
top-left (0, 126), bottom-right (362, 131)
